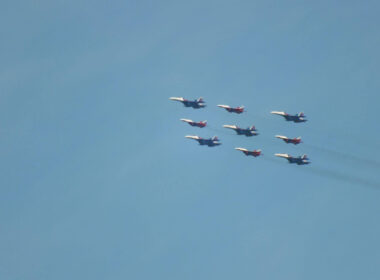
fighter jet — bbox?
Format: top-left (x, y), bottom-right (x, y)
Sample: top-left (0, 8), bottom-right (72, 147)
top-left (235, 148), bottom-right (262, 157)
top-left (185, 135), bottom-right (221, 147)
top-left (275, 135), bottom-right (302, 145)
top-left (223, 125), bottom-right (258, 136)
top-left (275, 153), bottom-right (310, 165)
top-left (181, 119), bottom-right (207, 128)
top-left (217, 104), bottom-right (244, 114)
top-left (169, 97), bottom-right (206, 109)
top-left (271, 111), bottom-right (307, 123)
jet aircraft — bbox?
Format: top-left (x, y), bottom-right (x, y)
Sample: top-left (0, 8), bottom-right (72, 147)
top-left (235, 148), bottom-right (262, 157)
top-left (271, 111), bottom-right (307, 123)
top-left (275, 153), bottom-right (310, 165)
top-left (217, 104), bottom-right (244, 114)
top-left (185, 135), bottom-right (221, 147)
top-left (275, 135), bottom-right (302, 145)
top-left (169, 97), bottom-right (206, 109)
top-left (181, 119), bottom-right (207, 128)
top-left (223, 125), bottom-right (258, 136)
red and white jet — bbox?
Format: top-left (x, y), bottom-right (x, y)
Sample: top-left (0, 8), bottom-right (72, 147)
top-left (275, 135), bottom-right (302, 145)
top-left (180, 119), bottom-right (207, 128)
top-left (235, 148), bottom-right (262, 157)
top-left (217, 104), bottom-right (245, 114)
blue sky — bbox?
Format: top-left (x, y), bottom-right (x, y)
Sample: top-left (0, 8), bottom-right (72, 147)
top-left (1, 1), bottom-right (380, 279)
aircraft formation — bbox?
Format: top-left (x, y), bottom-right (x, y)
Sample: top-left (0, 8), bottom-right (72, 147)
top-left (170, 96), bottom-right (310, 165)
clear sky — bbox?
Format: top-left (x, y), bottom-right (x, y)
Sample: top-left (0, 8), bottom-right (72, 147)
top-left (1, 1), bottom-right (380, 279)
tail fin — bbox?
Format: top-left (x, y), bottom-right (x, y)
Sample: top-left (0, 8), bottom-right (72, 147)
top-left (212, 136), bottom-right (219, 141)
top-left (302, 154), bottom-right (308, 160)
top-left (197, 97), bottom-right (204, 103)
top-left (298, 112), bottom-right (305, 117)
top-left (256, 149), bottom-right (262, 154)
top-left (250, 125), bottom-right (256, 131)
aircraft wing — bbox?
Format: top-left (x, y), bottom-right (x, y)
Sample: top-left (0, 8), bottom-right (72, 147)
top-left (271, 111), bottom-right (287, 116)
top-left (235, 147), bottom-right (248, 152)
top-left (275, 153), bottom-right (291, 159)
top-left (217, 105), bottom-right (231, 109)
top-left (169, 97), bottom-right (185, 102)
